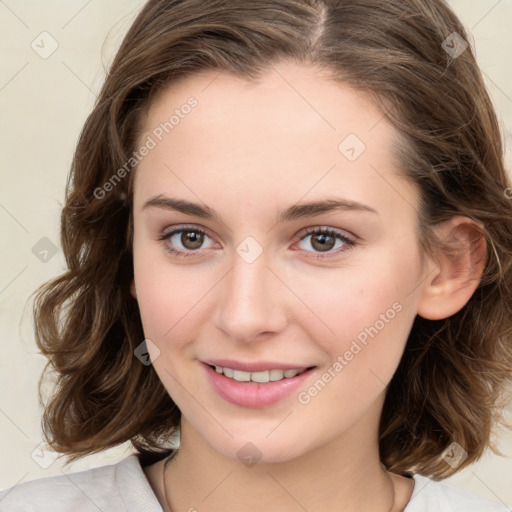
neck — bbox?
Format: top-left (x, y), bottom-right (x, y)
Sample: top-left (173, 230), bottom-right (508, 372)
top-left (162, 407), bottom-right (398, 512)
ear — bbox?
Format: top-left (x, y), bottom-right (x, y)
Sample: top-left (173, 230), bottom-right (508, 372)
top-left (417, 216), bottom-right (487, 320)
top-left (130, 279), bottom-right (137, 299)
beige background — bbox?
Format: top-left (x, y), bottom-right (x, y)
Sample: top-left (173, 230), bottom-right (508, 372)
top-left (1, 0), bottom-right (511, 506)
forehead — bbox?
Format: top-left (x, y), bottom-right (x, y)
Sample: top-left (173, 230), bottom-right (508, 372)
top-left (134, 61), bottom-right (417, 221)
top-left (144, 62), bottom-right (386, 144)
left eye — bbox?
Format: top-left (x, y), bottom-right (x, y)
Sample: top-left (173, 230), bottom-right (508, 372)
top-left (295, 227), bottom-right (354, 256)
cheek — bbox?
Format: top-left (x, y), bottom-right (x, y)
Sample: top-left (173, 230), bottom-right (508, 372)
top-left (295, 253), bottom-right (417, 351)
top-left (292, 259), bottom-right (417, 436)
top-left (133, 241), bottom-right (175, 338)
top-left (132, 243), bottom-right (220, 349)
top-left (134, 270), bottom-right (200, 341)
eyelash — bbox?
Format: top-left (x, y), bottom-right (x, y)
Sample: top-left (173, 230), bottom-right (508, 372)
top-left (158, 225), bottom-right (356, 260)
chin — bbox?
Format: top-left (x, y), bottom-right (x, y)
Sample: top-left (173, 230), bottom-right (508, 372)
top-left (203, 429), bottom-right (309, 466)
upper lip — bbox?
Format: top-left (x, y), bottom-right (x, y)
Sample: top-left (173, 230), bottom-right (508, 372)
top-left (203, 359), bottom-right (315, 372)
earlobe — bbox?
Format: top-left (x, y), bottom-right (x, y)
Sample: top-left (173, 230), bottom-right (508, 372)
top-left (130, 280), bottom-right (137, 299)
top-left (417, 217), bottom-right (487, 321)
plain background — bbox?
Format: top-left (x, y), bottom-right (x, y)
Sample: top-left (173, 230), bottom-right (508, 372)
top-left (1, 0), bottom-right (511, 506)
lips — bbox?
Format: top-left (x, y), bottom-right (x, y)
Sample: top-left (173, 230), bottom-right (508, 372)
top-left (201, 360), bottom-right (317, 408)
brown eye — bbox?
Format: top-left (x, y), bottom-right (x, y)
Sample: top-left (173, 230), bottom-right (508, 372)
top-left (310, 232), bottom-right (336, 252)
top-left (296, 227), bottom-right (355, 259)
top-left (159, 225), bottom-right (214, 258)
top-left (180, 230), bottom-right (204, 250)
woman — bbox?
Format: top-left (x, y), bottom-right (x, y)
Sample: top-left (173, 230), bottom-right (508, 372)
top-left (1, 0), bottom-right (511, 510)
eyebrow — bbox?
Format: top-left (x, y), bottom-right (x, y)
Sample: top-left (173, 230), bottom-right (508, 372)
top-left (141, 194), bottom-right (378, 223)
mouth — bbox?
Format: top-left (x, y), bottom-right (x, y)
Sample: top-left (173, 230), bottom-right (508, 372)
top-left (206, 364), bottom-right (315, 383)
top-left (201, 361), bottom-right (318, 408)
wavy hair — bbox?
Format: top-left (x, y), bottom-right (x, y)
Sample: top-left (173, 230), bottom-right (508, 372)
top-left (33, 0), bottom-right (512, 477)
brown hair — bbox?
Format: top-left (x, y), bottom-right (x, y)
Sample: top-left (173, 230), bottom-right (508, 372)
top-left (33, 0), bottom-right (512, 477)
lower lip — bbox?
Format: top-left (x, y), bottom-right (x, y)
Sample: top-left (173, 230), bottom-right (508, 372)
top-left (202, 363), bottom-right (316, 408)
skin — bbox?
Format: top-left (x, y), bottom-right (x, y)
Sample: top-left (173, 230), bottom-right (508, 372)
top-left (130, 61), bottom-right (486, 511)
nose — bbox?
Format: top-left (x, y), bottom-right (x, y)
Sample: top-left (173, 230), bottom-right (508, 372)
top-left (212, 246), bottom-right (288, 343)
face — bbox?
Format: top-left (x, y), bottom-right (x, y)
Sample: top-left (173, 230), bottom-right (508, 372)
top-left (131, 61), bottom-right (426, 464)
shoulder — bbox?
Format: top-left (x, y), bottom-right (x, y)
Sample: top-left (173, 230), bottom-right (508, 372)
top-left (0, 454), bottom-right (163, 512)
top-left (404, 474), bottom-right (509, 512)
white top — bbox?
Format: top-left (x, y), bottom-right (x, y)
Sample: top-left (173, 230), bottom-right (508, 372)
top-left (0, 454), bottom-right (508, 511)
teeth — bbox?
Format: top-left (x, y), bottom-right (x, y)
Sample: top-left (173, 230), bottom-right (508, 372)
top-left (223, 367), bottom-right (235, 378)
top-left (212, 365), bottom-right (307, 383)
top-left (269, 369), bottom-right (284, 381)
top-left (233, 370), bottom-right (251, 382)
top-left (251, 371), bottom-right (271, 383)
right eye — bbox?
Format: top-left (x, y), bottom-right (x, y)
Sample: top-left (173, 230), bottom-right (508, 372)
top-left (158, 225), bottom-right (216, 258)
